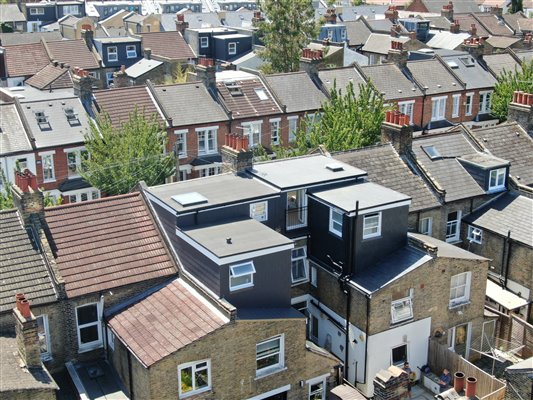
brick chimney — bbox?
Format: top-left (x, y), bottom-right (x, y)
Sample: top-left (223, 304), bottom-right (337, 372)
top-left (385, 6), bottom-right (399, 23)
top-left (175, 13), bottom-right (189, 35)
top-left (300, 48), bottom-right (323, 79)
top-left (373, 365), bottom-right (410, 400)
top-left (461, 37), bottom-right (485, 59)
top-left (14, 294), bottom-right (42, 369)
top-left (12, 170), bottom-right (44, 225)
top-left (81, 28), bottom-right (94, 50)
top-left (113, 65), bottom-right (129, 88)
top-left (144, 47), bottom-right (152, 60)
top-left (523, 33), bottom-right (532, 49)
top-left (221, 133), bottom-right (253, 173)
top-left (450, 20), bottom-right (460, 34)
top-left (72, 67), bottom-right (95, 103)
top-left (325, 7), bottom-right (337, 24)
top-left (387, 40), bottom-right (408, 69)
top-left (381, 110), bottom-right (413, 155)
top-left (441, 1), bottom-right (454, 21)
top-left (469, 23), bottom-right (477, 37)
top-left (252, 10), bottom-right (264, 27)
top-left (491, 5), bottom-right (503, 17)
top-left (196, 58), bottom-right (217, 91)
top-left (508, 91), bottom-right (533, 133)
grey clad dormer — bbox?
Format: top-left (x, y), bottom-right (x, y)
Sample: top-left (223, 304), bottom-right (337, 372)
top-left (457, 153), bottom-right (510, 194)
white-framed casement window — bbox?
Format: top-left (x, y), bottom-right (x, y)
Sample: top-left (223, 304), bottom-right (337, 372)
top-left (228, 42), bottom-right (237, 55)
top-left (329, 208), bottom-right (343, 237)
top-left (467, 225), bottom-right (482, 244)
top-left (452, 94), bottom-right (461, 118)
top-left (197, 165), bottom-right (221, 177)
top-left (391, 343), bottom-right (408, 365)
top-left (489, 168), bottom-right (506, 191)
top-left (229, 261), bottom-right (255, 291)
top-left (419, 217), bottom-right (432, 235)
top-left (174, 130), bottom-right (187, 158)
top-left (449, 271), bottom-right (472, 308)
top-left (197, 127), bottom-right (217, 155)
top-left (36, 315), bottom-right (52, 361)
top-left (68, 189), bottom-right (100, 203)
top-left (270, 118), bottom-right (280, 145)
top-left (446, 210), bottom-right (461, 243)
top-left (62, 5), bottom-right (79, 14)
top-left (30, 7), bottom-right (45, 15)
top-left (391, 297), bottom-right (413, 324)
top-left (363, 212), bottom-right (381, 239)
top-left (308, 376), bottom-right (327, 400)
top-left (250, 201), bottom-right (268, 222)
top-left (107, 46), bottom-right (118, 62)
top-left (40, 152), bottom-right (55, 182)
top-left (398, 101), bottom-right (414, 124)
top-left (242, 121), bottom-right (262, 148)
top-left (431, 96), bottom-right (447, 121)
top-left (288, 116), bottom-right (298, 142)
top-left (65, 148), bottom-right (88, 178)
top-left (465, 92), bottom-right (474, 116)
top-left (126, 45), bottom-right (137, 58)
top-left (256, 335), bottom-right (284, 376)
top-left (291, 247), bottom-right (308, 284)
top-left (200, 36), bottom-right (209, 48)
top-left (106, 72), bottom-right (114, 86)
top-left (178, 359), bottom-right (211, 398)
top-left (76, 302), bottom-right (102, 352)
top-left (479, 91), bottom-right (492, 114)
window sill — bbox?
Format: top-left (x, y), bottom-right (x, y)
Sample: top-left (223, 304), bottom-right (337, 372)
top-left (291, 278), bottom-right (309, 287)
top-left (362, 234), bottom-right (382, 241)
top-left (229, 283), bottom-right (254, 292)
top-left (180, 387), bottom-right (211, 399)
top-left (445, 238), bottom-right (462, 245)
top-left (255, 366), bottom-right (287, 381)
top-left (78, 343), bottom-right (103, 354)
top-left (391, 317), bottom-right (414, 326)
top-left (43, 179), bottom-right (56, 184)
top-left (448, 301), bottom-right (471, 310)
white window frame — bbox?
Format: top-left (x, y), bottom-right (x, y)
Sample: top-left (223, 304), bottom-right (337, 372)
top-left (126, 45), bottom-right (137, 59)
top-left (197, 165), bottom-right (221, 177)
top-left (446, 210), bottom-right (461, 243)
top-left (449, 272), bottom-right (472, 308)
top-left (242, 121), bottom-right (262, 148)
top-left (288, 116), bottom-right (298, 142)
top-left (178, 359), bottom-right (212, 398)
top-left (291, 247), bottom-right (308, 284)
top-left (36, 315), bottom-right (52, 361)
top-left (363, 212), bottom-right (381, 239)
top-left (65, 148), bottom-right (88, 178)
top-left (467, 225), bottom-right (482, 244)
top-left (62, 5), bottom-right (79, 14)
top-left (228, 42), bottom-right (237, 55)
top-left (40, 151), bottom-right (55, 182)
top-left (329, 208), bottom-right (343, 237)
top-left (107, 46), bottom-right (118, 62)
top-left (340, 28), bottom-right (347, 40)
top-left (391, 343), bottom-right (408, 366)
top-left (76, 302), bottom-right (103, 353)
top-left (30, 7), bottom-right (45, 15)
top-left (479, 91), bottom-right (492, 114)
top-left (419, 217), bottom-right (432, 235)
top-left (307, 375), bottom-right (327, 400)
top-left (174, 129), bottom-right (187, 158)
top-left (256, 335), bottom-right (284, 377)
top-left (488, 168), bottom-right (506, 191)
top-left (200, 36), bottom-right (209, 48)
top-left (431, 96), bottom-right (447, 121)
top-left (229, 261), bottom-right (256, 291)
top-left (452, 94), bottom-right (461, 118)
top-left (106, 72), bottom-right (114, 86)
top-left (196, 127), bottom-right (218, 155)
top-left (398, 101), bottom-right (414, 124)
top-left (465, 92), bottom-right (474, 116)
top-left (391, 297), bottom-right (413, 324)
top-left (270, 118), bottom-right (280, 145)
top-left (250, 201), bottom-right (268, 222)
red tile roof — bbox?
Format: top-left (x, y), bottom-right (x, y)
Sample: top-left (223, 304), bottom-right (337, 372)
top-left (46, 39), bottom-right (100, 70)
top-left (140, 31), bottom-right (196, 61)
top-left (108, 279), bottom-right (229, 366)
top-left (25, 63), bottom-right (73, 90)
top-left (3, 42), bottom-right (50, 77)
top-left (44, 193), bottom-right (177, 298)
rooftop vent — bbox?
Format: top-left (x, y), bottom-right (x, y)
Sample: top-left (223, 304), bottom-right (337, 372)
top-left (171, 192), bottom-right (208, 207)
top-left (421, 145), bottom-right (441, 160)
top-left (224, 80), bottom-right (243, 96)
top-left (325, 163), bottom-right (344, 172)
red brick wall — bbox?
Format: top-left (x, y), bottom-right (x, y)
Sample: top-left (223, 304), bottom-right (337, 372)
top-left (420, 90), bottom-right (487, 128)
top-left (34, 144), bottom-right (85, 193)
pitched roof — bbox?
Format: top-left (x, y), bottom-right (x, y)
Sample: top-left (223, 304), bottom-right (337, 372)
top-left (44, 193), bottom-right (177, 298)
top-left (0, 104), bottom-right (32, 155)
top-left (344, 20), bottom-right (372, 47)
top-left (361, 63), bottom-right (421, 100)
top-left (45, 39), bottom-right (100, 70)
top-left (25, 64), bottom-right (73, 90)
top-left (3, 42), bottom-right (50, 77)
top-left (0, 4), bottom-right (26, 22)
top-left (107, 278), bottom-right (229, 366)
top-left (264, 72), bottom-right (326, 113)
top-left (362, 33), bottom-right (410, 55)
top-left (0, 210), bottom-right (57, 313)
top-left (440, 54), bottom-right (497, 90)
top-left (153, 82), bottom-right (228, 126)
top-left (464, 193), bottom-right (533, 247)
top-left (0, 31), bottom-right (62, 46)
top-left (140, 31), bottom-right (196, 60)
top-left (412, 132), bottom-right (486, 202)
top-left (405, 59), bottom-right (463, 95)
top-left (482, 53), bottom-right (521, 77)
top-left (319, 67), bottom-right (367, 96)
top-left (454, 13), bottom-right (490, 36)
top-left (334, 144), bottom-right (440, 212)
top-left (474, 14), bottom-right (514, 36)
top-left (485, 36), bottom-right (521, 49)
top-left (93, 86), bottom-right (163, 127)
top-left (415, 0), bottom-right (480, 14)
top-left (467, 122), bottom-right (533, 186)
top-left (222, 10), bottom-right (254, 28)
top-left (426, 30), bottom-right (471, 50)
top-left (425, 16), bottom-right (452, 30)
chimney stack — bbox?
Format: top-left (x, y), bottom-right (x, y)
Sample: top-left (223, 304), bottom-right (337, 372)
top-left (14, 294), bottom-right (42, 369)
top-left (12, 170), bottom-right (44, 225)
top-left (461, 37), bottom-right (485, 59)
top-left (523, 33), bottom-right (532, 49)
top-left (469, 23), bottom-right (477, 37)
top-left (72, 67), bottom-right (95, 103)
top-left (385, 6), bottom-right (399, 23)
top-left (491, 5), bottom-right (503, 17)
top-left (175, 13), bottom-right (189, 34)
top-left (390, 24), bottom-right (402, 38)
top-left (144, 47), bottom-right (152, 60)
top-left (81, 28), bottom-right (94, 50)
top-left (325, 7), bottom-right (337, 24)
top-left (508, 91), bottom-right (533, 133)
top-left (299, 48), bottom-right (323, 79)
top-left (441, 1), bottom-right (454, 21)
top-left (381, 110), bottom-right (413, 155)
top-left (113, 65), bottom-right (129, 88)
top-left (252, 10), bottom-right (264, 27)
top-left (387, 40), bottom-right (408, 69)
top-left (196, 58), bottom-right (217, 91)
top-left (450, 20), bottom-right (460, 34)
top-left (221, 133), bottom-right (253, 173)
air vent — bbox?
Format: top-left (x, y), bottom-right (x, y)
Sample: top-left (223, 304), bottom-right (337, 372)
top-left (325, 163), bottom-right (344, 172)
top-left (171, 192), bottom-right (208, 207)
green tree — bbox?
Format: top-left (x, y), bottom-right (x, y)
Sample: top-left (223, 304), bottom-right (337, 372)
top-left (0, 169), bottom-right (14, 210)
top-left (258, 0), bottom-right (317, 73)
top-left (491, 59), bottom-right (533, 121)
top-left (81, 109), bottom-right (175, 196)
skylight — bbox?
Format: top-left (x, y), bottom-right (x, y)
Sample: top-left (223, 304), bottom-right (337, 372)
top-left (171, 192), bottom-right (208, 207)
top-left (459, 57), bottom-right (475, 67)
top-left (446, 61), bottom-right (459, 69)
top-left (421, 145), bottom-right (441, 160)
top-left (224, 81), bottom-right (243, 96)
top-left (325, 163), bottom-right (344, 172)
top-left (254, 88), bottom-right (268, 101)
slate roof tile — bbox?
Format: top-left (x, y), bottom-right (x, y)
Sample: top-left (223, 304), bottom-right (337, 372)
top-left (0, 31), bottom-right (62, 46)
top-left (406, 59), bottom-right (463, 95)
top-left (0, 104), bottom-right (32, 155)
top-left (25, 63), bottom-right (73, 90)
top-left (140, 31), bottom-right (196, 60)
top-left (264, 72), bottom-right (326, 113)
top-left (454, 13), bottom-right (490, 36)
top-left (483, 53), bottom-right (521, 77)
top-left (45, 39), bottom-right (100, 70)
top-left (3, 42), bottom-right (50, 77)
top-left (319, 67), bottom-right (366, 96)
top-left (361, 63), bottom-right (421, 100)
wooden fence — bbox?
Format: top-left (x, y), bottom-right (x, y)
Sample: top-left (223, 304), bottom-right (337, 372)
top-left (428, 338), bottom-right (506, 400)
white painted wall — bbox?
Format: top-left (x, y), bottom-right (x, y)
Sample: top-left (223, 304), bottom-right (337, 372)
top-left (308, 301), bottom-right (346, 362)
top-left (0, 153), bottom-right (37, 186)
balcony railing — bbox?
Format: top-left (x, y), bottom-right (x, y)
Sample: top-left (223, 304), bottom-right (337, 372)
top-left (286, 206), bottom-right (308, 230)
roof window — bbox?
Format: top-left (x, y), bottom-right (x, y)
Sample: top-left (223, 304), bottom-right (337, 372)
top-left (254, 88), bottom-right (268, 101)
top-left (64, 107), bottom-right (81, 126)
top-left (421, 145), bottom-right (441, 160)
top-left (325, 163), bottom-right (344, 172)
top-left (34, 110), bottom-right (51, 130)
top-left (459, 57), bottom-right (475, 67)
top-left (171, 192), bottom-right (208, 207)
top-left (224, 81), bottom-right (243, 96)
top-left (446, 60), bottom-right (459, 69)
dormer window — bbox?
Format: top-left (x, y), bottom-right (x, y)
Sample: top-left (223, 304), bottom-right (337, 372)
top-left (467, 225), bottom-right (482, 244)
top-left (488, 168), bottom-right (506, 191)
top-left (229, 262), bottom-right (255, 291)
top-left (30, 8), bottom-right (45, 15)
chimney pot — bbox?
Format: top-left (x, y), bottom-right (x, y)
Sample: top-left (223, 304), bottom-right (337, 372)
top-left (19, 299), bottom-right (31, 318)
top-left (454, 372), bottom-right (465, 393)
top-left (465, 377), bottom-right (477, 397)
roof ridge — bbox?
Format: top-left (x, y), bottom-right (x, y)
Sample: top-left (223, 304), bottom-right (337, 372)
top-left (332, 142), bottom-right (391, 155)
top-left (45, 192), bottom-right (140, 212)
top-left (94, 85), bottom-right (148, 94)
